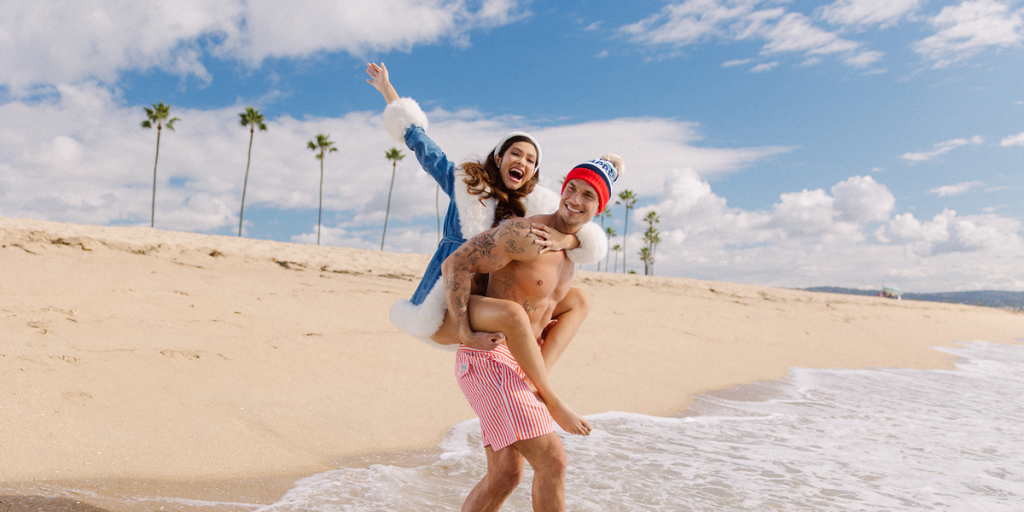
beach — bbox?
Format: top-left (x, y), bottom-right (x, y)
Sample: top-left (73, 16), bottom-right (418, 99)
top-left (2, 216), bottom-right (1022, 511)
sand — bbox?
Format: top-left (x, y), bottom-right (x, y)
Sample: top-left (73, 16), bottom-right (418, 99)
top-left (1, 216), bottom-right (1021, 511)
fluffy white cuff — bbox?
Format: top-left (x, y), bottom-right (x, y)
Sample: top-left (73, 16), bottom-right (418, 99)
top-left (383, 98), bottom-right (429, 143)
top-left (567, 221), bottom-right (608, 265)
top-left (523, 186), bottom-right (559, 217)
top-left (388, 281), bottom-right (457, 352)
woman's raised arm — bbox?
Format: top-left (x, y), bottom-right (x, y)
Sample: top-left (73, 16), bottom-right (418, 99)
top-left (366, 62), bottom-right (400, 104)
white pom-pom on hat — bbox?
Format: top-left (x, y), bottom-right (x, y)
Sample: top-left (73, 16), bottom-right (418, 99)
top-left (599, 153), bottom-right (624, 179)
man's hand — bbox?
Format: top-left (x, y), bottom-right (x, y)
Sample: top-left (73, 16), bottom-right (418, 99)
top-left (461, 330), bottom-right (506, 351)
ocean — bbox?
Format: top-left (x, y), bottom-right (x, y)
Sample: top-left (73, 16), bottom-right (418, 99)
top-left (252, 341), bottom-right (1024, 511)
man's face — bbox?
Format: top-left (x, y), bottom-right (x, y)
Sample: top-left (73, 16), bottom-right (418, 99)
top-left (559, 179), bottom-right (600, 226)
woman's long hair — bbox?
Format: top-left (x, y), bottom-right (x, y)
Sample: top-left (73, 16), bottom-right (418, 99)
top-left (461, 135), bottom-right (540, 227)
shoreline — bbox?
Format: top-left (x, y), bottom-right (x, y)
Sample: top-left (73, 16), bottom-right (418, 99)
top-left (2, 216), bottom-right (1022, 510)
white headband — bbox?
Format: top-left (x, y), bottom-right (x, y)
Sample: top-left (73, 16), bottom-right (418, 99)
top-left (492, 131), bottom-right (542, 171)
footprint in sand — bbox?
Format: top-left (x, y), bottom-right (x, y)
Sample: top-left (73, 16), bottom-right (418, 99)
top-left (160, 350), bottom-right (228, 361)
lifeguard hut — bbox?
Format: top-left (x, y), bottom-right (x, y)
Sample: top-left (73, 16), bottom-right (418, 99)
top-left (882, 286), bottom-right (902, 300)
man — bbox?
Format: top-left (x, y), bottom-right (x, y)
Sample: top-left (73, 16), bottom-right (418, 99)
top-left (441, 155), bottom-right (623, 511)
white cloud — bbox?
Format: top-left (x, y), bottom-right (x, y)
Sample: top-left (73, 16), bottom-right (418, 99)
top-left (900, 135), bottom-right (983, 162)
top-left (0, 0), bottom-right (526, 93)
top-left (928, 180), bottom-right (983, 197)
top-left (831, 175), bottom-right (895, 223)
top-left (0, 82), bottom-right (787, 235)
top-left (722, 58), bottom-right (752, 67)
top-left (818, 0), bottom-right (922, 29)
top-left (225, 0), bottom-right (526, 65)
top-left (1001, 131), bottom-right (1024, 146)
top-left (0, 1), bottom-right (242, 93)
top-left (620, 1), bottom-right (880, 68)
top-left (613, 170), bottom-right (1022, 291)
top-left (750, 62), bottom-right (780, 72)
top-left (913, 0), bottom-right (1024, 68)
top-left (874, 208), bottom-right (1022, 257)
top-left (759, 12), bottom-right (861, 55)
top-left (530, 118), bottom-right (791, 197)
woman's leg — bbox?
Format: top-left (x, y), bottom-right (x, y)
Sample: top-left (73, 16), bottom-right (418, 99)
top-left (433, 296), bottom-right (591, 436)
top-left (538, 288), bottom-right (589, 373)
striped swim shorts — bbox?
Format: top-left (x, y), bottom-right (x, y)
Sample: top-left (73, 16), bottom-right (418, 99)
top-left (456, 344), bottom-right (554, 451)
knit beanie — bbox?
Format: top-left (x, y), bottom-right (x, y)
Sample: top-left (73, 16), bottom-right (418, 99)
top-left (561, 153), bottom-right (624, 212)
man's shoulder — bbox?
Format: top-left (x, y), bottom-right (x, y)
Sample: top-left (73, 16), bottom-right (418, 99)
top-left (494, 218), bottom-right (542, 260)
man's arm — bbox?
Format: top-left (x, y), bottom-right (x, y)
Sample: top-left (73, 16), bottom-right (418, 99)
top-left (441, 219), bottom-right (539, 345)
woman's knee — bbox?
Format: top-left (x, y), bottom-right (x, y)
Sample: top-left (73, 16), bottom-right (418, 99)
top-left (488, 299), bottom-right (533, 333)
top-left (564, 288), bottom-right (589, 315)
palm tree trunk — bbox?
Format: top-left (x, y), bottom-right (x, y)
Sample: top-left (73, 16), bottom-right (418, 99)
top-left (151, 127), bottom-right (162, 228)
top-left (239, 128), bottom-right (254, 237)
top-left (317, 155), bottom-right (324, 245)
top-left (622, 206), bottom-right (630, 273)
top-left (381, 161), bottom-right (397, 251)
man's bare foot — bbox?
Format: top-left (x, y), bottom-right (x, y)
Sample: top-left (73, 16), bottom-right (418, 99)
top-left (547, 398), bottom-right (591, 436)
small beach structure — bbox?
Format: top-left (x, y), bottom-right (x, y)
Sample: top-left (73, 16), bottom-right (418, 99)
top-left (882, 286), bottom-right (902, 300)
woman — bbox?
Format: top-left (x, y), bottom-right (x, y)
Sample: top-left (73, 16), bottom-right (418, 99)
top-left (367, 63), bottom-right (605, 434)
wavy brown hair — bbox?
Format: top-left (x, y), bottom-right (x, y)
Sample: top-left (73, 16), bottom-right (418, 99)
top-left (461, 135), bottom-right (540, 227)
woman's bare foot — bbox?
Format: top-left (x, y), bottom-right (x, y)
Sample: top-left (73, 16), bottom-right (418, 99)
top-left (546, 398), bottom-right (591, 436)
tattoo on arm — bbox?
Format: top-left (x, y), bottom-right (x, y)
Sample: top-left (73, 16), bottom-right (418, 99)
top-left (443, 228), bottom-right (512, 335)
top-left (505, 238), bottom-right (524, 254)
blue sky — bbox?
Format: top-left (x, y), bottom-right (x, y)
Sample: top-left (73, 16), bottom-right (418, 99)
top-left (1, 0), bottom-right (1022, 292)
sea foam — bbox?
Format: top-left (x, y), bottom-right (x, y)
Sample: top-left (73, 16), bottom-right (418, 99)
top-left (256, 341), bottom-right (1024, 511)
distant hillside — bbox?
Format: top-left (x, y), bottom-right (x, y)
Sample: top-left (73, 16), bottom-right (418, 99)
top-left (801, 287), bottom-right (1024, 310)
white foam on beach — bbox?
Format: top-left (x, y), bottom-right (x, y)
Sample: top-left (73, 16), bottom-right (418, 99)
top-left (256, 341), bottom-right (1024, 511)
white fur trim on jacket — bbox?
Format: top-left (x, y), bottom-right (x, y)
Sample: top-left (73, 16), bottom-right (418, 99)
top-left (566, 221), bottom-right (607, 265)
top-left (388, 280), bottom-right (457, 352)
top-left (452, 168), bottom-right (497, 238)
top-left (383, 98), bottom-right (429, 143)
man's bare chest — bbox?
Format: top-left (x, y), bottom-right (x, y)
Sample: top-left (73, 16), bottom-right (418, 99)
top-left (486, 252), bottom-right (573, 304)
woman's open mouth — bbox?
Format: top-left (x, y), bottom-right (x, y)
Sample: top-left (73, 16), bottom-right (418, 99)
top-left (508, 168), bottom-right (525, 184)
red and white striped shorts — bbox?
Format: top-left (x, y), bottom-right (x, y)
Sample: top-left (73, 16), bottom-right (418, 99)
top-left (455, 344), bottom-right (554, 451)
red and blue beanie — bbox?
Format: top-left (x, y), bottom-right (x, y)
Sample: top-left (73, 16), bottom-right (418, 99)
top-left (561, 156), bottom-right (621, 212)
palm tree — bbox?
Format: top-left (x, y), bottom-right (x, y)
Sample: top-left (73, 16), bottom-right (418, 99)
top-left (597, 205), bottom-right (613, 271)
top-left (307, 134), bottom-right (337, 245)
top-left (612, 243), bottom-right (622, 274)
top-left (140, 102), bottom-right (180, 228)
top-left (603, 226), bottom-right (616, 272)
top-left (616, 189), bottom-right (637, 273)
top-left (381, 147), bottom-right (405, 251)
top-left (639, 247), bottom-right (652, 276)
top-left (238, 107), bottom-right (267, 237)
top-left (641, 210), bottom-right (661, 275)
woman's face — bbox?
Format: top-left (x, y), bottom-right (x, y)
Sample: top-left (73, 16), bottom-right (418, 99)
top-left (494, 141), bottom-right (538, 190)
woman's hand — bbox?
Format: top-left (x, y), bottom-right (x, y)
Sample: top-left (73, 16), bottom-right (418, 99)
top-left (531, 223), bottom-right (580, 254)
top-left (366, 62), bottom-right (399, 103)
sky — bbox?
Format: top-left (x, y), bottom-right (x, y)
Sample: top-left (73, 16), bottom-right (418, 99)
top-left (1, 0), bottom-right (1022, 293)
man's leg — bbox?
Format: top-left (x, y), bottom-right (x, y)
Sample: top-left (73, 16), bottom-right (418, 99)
top-left (512, 432), bottom-right (568, 512)
top-left (462, 446), bottom-right (525, 512)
